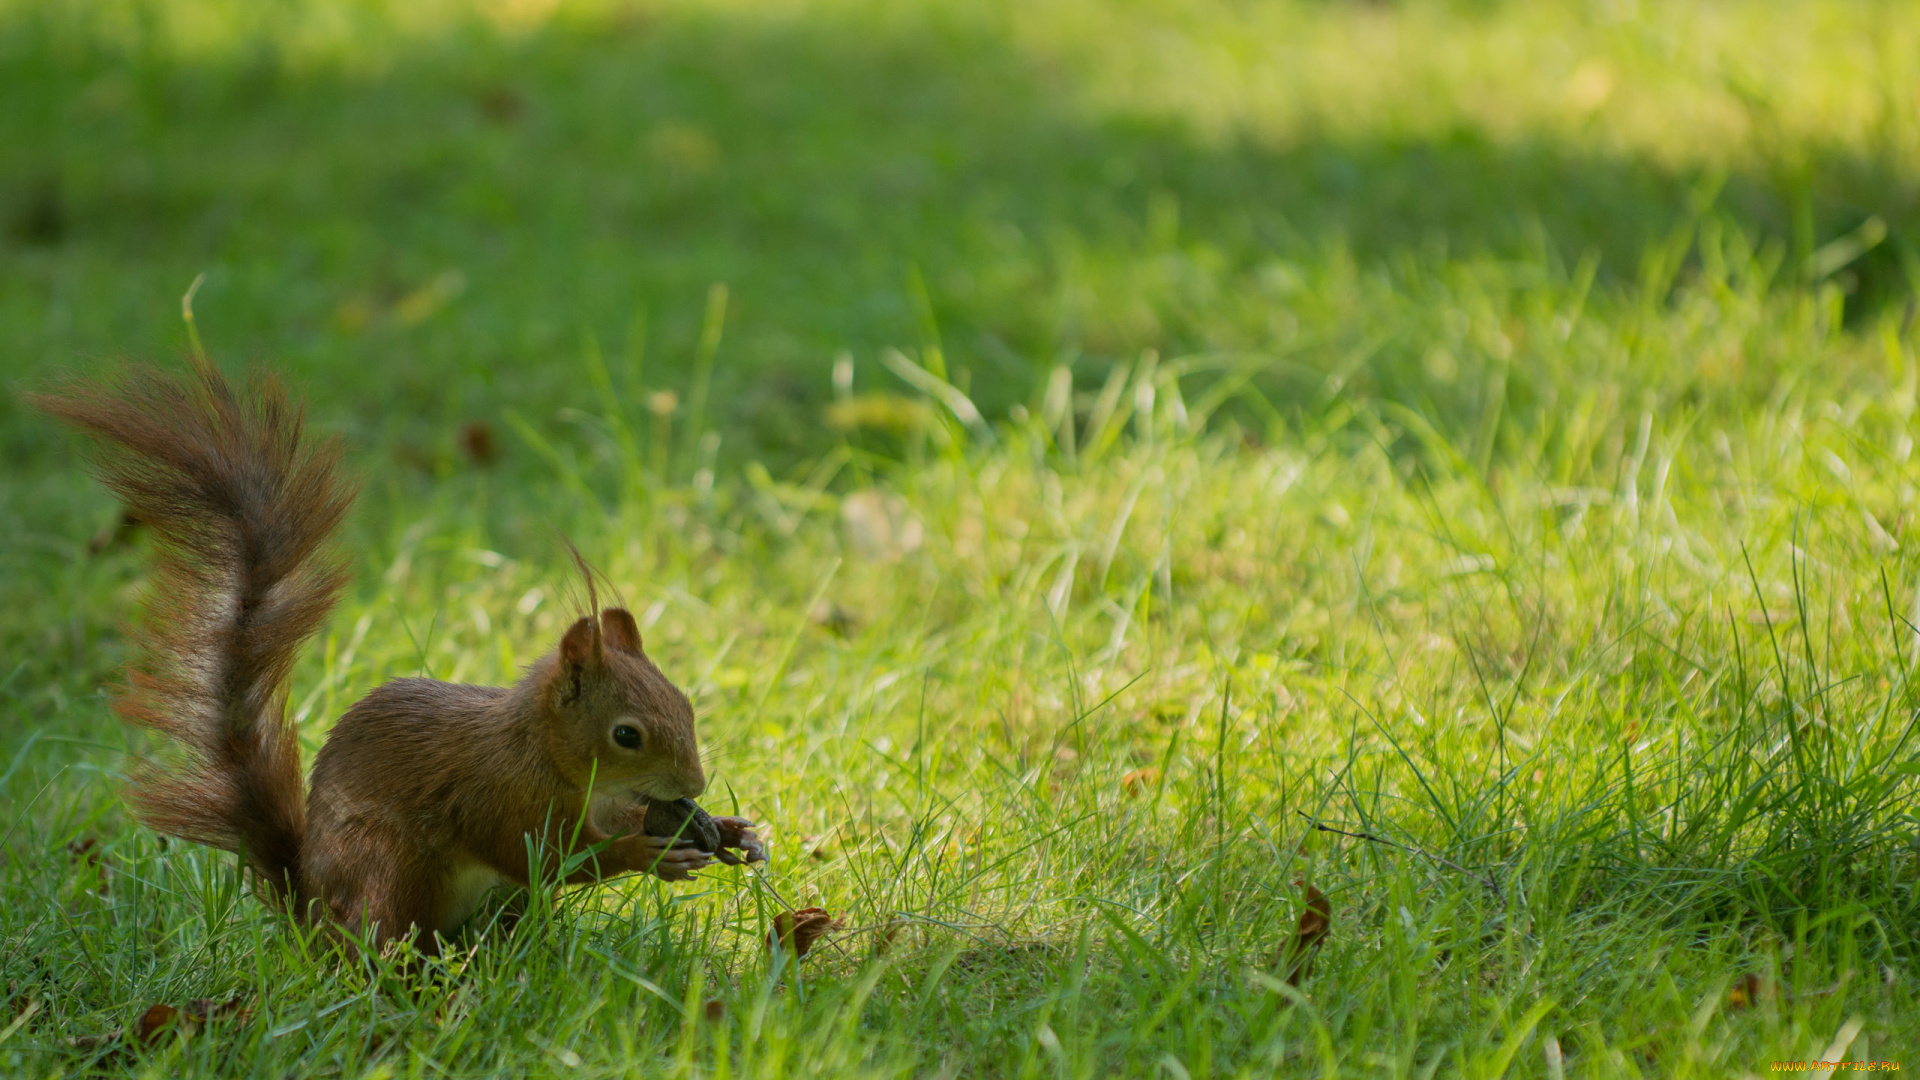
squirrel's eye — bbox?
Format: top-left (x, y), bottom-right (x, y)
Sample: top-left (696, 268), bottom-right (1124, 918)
top-left (612, 724), bottom-right (643, 750)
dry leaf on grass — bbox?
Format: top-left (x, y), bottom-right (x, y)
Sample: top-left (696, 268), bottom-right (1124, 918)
top-left (769, 907), bottom-right (843, 958)
top-left (1120, 768), bottom-right (1160, 798)
top-left (2, 994), bottom-right (40, 1041)
top-left (64, 837), bottom-right (111, 894)
top-left (1275, 881), bottom-right (1332, 986)
top-left (135, 1003), bottom-right (181, 1045)
top-left (473, 87), bottom-right (525, 125)
top-left (139, 995), bottom-right (250, 1044)
top-left (1727, 973), bottom-right (1778, 1011)
top-left (459, 421), bottom-right (498, 466)
top-left (68, 995), bottom-right (253, 1057)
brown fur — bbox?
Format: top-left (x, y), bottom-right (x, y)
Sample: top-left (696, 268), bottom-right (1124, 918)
top-left (34, 361), bottom-right (743, 955)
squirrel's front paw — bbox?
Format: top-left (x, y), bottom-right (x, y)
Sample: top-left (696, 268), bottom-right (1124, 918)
top-left (710, 816), bottom-right (767, 865)
top-left (621, 833), bottom-right (713, 881)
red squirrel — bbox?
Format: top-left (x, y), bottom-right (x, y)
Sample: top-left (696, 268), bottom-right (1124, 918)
top-left (34, 360), bottom-right (763, 955)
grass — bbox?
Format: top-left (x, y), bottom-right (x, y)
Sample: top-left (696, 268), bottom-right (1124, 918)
top-left (3, 0), bottom-right (1920, 1075)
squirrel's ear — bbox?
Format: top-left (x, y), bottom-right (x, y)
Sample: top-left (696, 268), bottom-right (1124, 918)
top-left (559, 616), bottom-right (601, 672)
top-left (601, 608), bottom-right (643, 656)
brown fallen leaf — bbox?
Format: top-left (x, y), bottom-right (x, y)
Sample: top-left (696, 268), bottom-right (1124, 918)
top-left (64, 836), bottom-right (112, 895)
top-left (73, 995), bottom-right (255, 1055)
top-left (1120, 768), bottom-right (1160, 798)
top-left (135, 1003), bottom-right (180, 1046)
top-left (769, 907), bottom-right (843, 958)
top-left (459, 421), bottom-right (498, 467)
top-left (873, 920), bottom-right (906, 957)
top-left (474, 87), bottom-right (525, 125)
top-left (1275, 881), bottom-right (1332, 986)
top-left (6, 994), bottom-right (38, 1031)
top-left (1727, 973), bottom-right (1777, 1011)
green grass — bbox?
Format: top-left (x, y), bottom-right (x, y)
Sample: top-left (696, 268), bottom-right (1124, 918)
top-left (4, 0), bottom-right (1920, 1075)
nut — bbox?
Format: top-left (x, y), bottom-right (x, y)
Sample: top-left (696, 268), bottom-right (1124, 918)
top-left (641, 797), bottom-right (722, 853)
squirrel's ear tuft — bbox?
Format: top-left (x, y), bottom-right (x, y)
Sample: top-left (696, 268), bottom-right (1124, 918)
top-left (601, 608), bottom-right (643, 656)
top-left (559, 616), bottom-right (600, 672)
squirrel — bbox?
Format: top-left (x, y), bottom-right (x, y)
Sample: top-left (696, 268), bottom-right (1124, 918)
top-left (33, 359), bottom-right (763, 956)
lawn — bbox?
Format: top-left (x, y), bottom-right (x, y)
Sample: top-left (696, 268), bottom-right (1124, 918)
top-left (3, 0), bottom-right (1919, 1075)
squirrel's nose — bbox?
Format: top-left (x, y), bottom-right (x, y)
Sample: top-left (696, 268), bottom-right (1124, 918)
top-left (679, 762), bottom-right (707, 800)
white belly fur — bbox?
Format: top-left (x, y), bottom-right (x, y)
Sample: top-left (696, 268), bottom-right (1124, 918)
top-left (440, 788), bottom-right (647, 933)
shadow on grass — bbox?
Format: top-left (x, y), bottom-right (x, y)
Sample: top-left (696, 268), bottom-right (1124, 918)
top-left (0, 4), bottom-right (1913, 464)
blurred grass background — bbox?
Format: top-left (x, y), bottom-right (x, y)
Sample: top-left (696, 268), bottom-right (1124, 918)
top-left (4, 0), bottom-right (1915, 465)
top-left (4, 0), bottom-right (1920, 1076)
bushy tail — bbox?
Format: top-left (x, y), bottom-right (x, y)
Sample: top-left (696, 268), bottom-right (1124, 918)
top-left (33, 360), bottom-right (355, 903)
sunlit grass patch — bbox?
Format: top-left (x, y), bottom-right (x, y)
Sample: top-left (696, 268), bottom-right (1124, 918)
top-left (14, 276), bottom-right (1920, 1071)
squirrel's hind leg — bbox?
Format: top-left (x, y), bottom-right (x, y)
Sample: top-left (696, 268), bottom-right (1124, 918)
top-left (307, 828), bottom-right (454, 957)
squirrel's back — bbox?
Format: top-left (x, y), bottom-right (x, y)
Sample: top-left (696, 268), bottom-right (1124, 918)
top-left (33, 359), bottom-right (355, 903)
